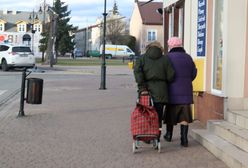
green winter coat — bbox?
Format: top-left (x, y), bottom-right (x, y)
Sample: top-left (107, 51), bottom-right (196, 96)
top-left (134, 46), bottom-right (175, 103)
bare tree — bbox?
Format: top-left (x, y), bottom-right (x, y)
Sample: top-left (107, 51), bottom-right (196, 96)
top-left (106, 17), bottom-right (126, 44)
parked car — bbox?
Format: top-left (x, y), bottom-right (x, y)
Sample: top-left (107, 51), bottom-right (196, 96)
top-left (74, 49), bottom-right (83, 57)
top-left (87, 50), bottom-right (101, 57)
top-left (0, 43), bottom-right (35, 71)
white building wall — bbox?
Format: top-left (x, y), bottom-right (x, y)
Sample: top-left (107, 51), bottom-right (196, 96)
top-left (129, 3), bottom-right (143, 54)
top-left (184, 0), bottom-right (198, 59)
top-left (142, 24), bottom-right (164, 53)
top-left (164, 0), bottom-right (199, 59)
top-left (0, 32), bottom-right (41, 57)
top-left (225, 0), bottom-right (247, 98)
top-left (91, 26), bottom-right (101, 51)
top-left (164, 0), bottom-right (247, 98)
top-left (183, 0), bottom-right (191, 54)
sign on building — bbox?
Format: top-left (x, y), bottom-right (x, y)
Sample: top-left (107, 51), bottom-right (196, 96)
top-left (197, 0), bottom-right (207, 57)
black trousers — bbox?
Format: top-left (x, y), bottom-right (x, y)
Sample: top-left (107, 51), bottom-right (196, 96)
top-left (153, 102), bottom-right (165, 129)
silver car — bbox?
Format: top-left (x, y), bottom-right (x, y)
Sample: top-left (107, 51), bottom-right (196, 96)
top-left (0, 43), bottom-right (35, 71)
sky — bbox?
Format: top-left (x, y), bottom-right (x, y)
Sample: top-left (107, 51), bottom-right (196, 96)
top-left (0, 0), bottom-right (148, 29)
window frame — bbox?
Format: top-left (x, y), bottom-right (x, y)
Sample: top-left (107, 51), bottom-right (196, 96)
top-left (17, 24), bottom-right (26, 32)
top-left (147, 29), bottom-right (157, 42)
top-left (178, 8), bottom-right (184, 39)
top-left (168, 11), bottom-right (173, 38)
top-left (211, 0), bottom-right (228, 97)
top-left (34, 24), bottom-right (42, 33)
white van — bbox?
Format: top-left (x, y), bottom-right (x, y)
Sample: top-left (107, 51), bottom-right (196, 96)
top-left (100, 44), bottom-right (135, 59)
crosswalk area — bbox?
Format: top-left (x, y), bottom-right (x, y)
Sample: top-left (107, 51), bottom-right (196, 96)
top-left (0, 90), bottom-right (7, 96)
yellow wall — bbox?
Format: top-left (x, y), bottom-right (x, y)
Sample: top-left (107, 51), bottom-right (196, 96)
top-left (193, 58), bottom-right (205, 92)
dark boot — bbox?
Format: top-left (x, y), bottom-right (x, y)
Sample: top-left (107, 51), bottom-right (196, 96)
top-left (163, 124), bottom-right (173, 142)
top-left (180, 125), bottom-right (189, 147)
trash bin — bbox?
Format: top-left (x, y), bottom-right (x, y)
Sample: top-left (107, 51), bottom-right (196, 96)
top-left (128, 62), bottom-right (134, 70)
top-left (26, 78), bottom-right (43, 104)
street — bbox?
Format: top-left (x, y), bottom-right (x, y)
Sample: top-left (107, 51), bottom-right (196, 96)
top-left (0, 65), bottom-right (228, 168)
top-left (0, 72), bottom-right (22, 106)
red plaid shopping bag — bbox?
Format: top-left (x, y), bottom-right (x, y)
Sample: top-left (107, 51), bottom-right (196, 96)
top-left (131, 104), bottom-right (159, 140)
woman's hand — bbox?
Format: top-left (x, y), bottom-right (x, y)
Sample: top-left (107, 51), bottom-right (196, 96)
top-left (141, 91), bottom-right (149, 95)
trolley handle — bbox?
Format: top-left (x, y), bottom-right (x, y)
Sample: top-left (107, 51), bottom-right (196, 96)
top-left (137, 92), bottom-right (154, 107)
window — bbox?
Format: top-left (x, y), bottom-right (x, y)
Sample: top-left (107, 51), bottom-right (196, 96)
top-left (168, 9), bottom-right (174, 38)
top-left (0, 23), bottom-right (4, 32)
top-left (34, 24), bottom-right (41, 33)
top-left (0, 45), bottom-right (9, 51)
top-left (178, 8), bottom-right (184, 39)
top-left (12, 46), bottom-right (31, 52)
top-left (147, 30), bottom-right (157, 41)
top-left (18, 24), bottom-right (26, 32)
top-left (126, 48), bottom-right (132, 53)
top-left (212, 0), bottom-right (224, 93)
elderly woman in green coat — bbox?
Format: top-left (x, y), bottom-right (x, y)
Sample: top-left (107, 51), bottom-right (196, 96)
top-left (133, 41), bottom-right (175, 141)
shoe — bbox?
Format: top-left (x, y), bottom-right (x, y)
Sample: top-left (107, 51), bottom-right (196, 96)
top-left (164, 132), bottom-right (172, 142)
top-left (180, 125), bottom-right (188, 147)
top-left (163, 124), bottom-right (173, 142)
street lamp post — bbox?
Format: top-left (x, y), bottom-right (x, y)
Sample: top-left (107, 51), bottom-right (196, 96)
top-left (29, 10), bottom-right (38, 53)
top-left (100, 0), bottom-right (107, 90)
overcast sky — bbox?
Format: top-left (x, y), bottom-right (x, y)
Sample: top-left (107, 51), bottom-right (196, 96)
top-left (1, 0), bottom-right (162, 28)
top-left (0, 0), bottom-right (143, 29)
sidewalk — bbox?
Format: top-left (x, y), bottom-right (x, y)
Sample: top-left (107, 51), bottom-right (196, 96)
top-left (0, 66), bottom-right (228, 168)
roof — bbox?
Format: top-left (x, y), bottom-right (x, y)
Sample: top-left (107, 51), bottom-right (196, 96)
top-left (0, 10), bottom-right (46, 32)
top-left (137, 1), bottom-right (163, 25)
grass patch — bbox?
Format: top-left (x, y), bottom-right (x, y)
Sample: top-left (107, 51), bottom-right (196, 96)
top-left (36, 57), bottom-right (131, 66)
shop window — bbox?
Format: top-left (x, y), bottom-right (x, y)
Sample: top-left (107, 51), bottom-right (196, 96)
top-left (212, 0), bottom-right (224, 92)
top-left (147, 30), bottom-right (157, 41)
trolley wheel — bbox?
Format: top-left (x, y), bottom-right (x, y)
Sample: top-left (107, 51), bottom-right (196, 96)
top-left (132, 142), bottom-right (136, 153)
top-left (153, 139), bottom-right (158, 148)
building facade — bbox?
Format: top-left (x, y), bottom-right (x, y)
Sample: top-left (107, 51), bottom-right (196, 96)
top-left (0, 10), bottom-right (47, 57)
top-left (75, 24), bottom-right (100, 57)
top-left (163, 0), bottom-right (248, 123)
top-left (75, 13), bottom-right (129, 56)
top-left (130, 1), bottom-right (164, 55)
